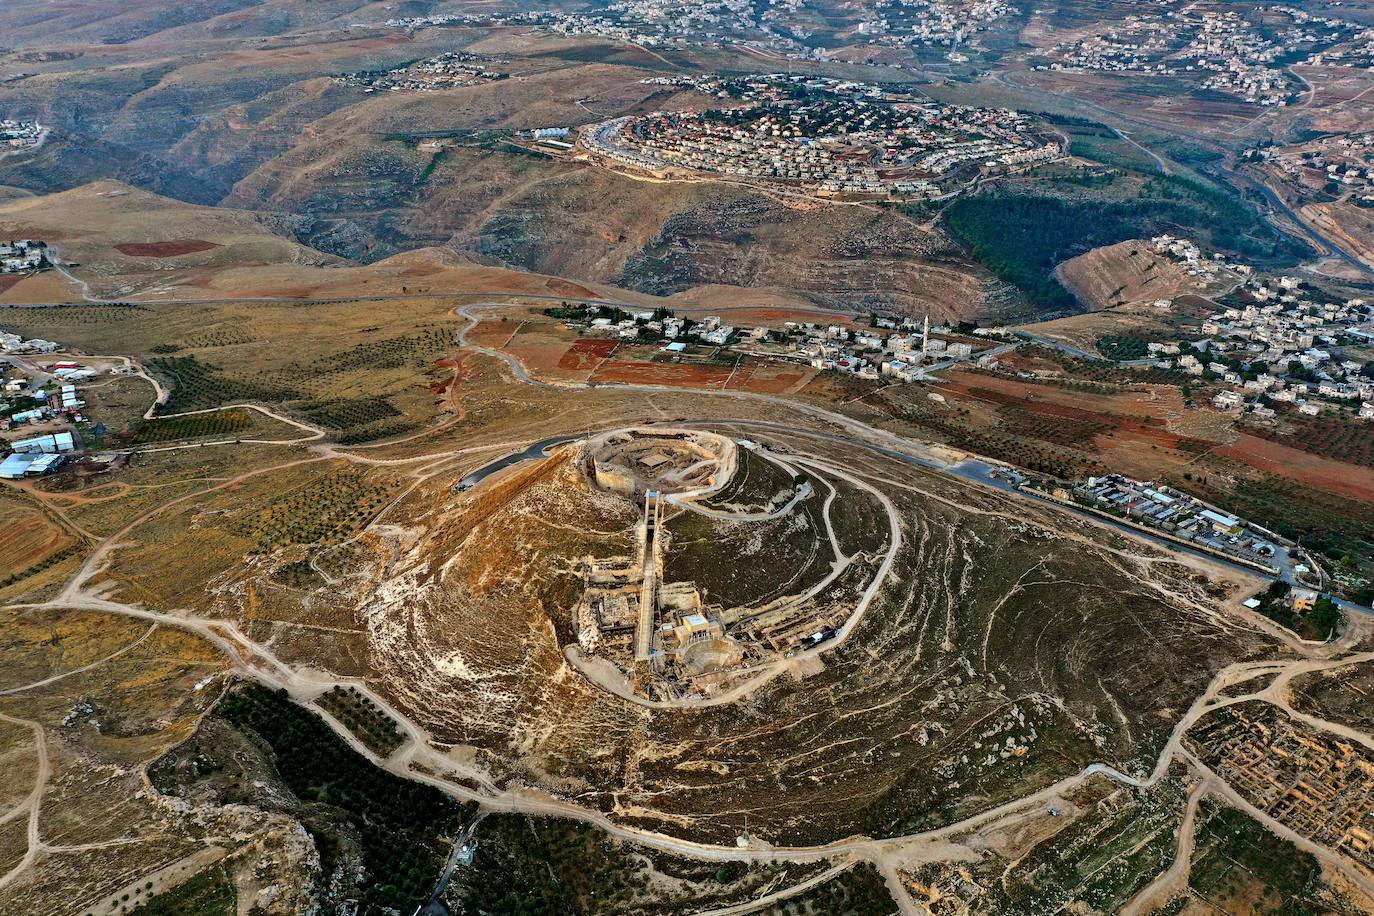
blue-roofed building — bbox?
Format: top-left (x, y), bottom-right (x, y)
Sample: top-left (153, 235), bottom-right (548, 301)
top-left (0, 453), bottom-right (38, 478)
top-left (11, 431), bottom-right (75, 453)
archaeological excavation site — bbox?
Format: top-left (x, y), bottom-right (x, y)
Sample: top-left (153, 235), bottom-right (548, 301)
top-left (564, 427), bottom-right (890, 703)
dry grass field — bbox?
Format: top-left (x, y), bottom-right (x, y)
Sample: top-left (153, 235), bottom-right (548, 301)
top-left (0, 604), bottom-right (321, 916)
top-left (0, 181), bottom-right (337, 286)
top-left (0, 489), bottom-right (84, 603)
top-left (77, 410), bottom-right (1276, 851)
top-left (2, 275), bottom-right (1295, 892)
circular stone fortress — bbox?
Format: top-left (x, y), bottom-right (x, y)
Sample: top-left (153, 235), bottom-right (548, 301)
top-left (584, 427), bottom-right (736, 500)
top-left (566, 427), bottom-right (888, 706)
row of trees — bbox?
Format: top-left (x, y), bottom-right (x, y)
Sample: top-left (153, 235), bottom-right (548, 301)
top-left (217, 685), bottom-right (467, 914)
top-left (299, 397), bottom-right (401, 431)
top-left (130, 408), bottom-right (252, 443)
top-left (228, 468), bottom-right (398, 553)
top-left (319, 686), bottom-right (405, 758)
top-left (149, 355), bottom-right (299, 413)
top-left (1249, 414), bottom-right (1374, 469)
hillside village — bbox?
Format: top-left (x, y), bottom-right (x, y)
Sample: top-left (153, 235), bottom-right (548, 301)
top-left (383, 0), bottom-right (1008, 63)
top-left (0, 118), bottom-right (44, 151)
top-left (381, 0), bottom-right (1374, 83)
top-left (584, 74), bottom-right (1060, 198)
top-left (335, 52), bottom-right (505, 93)
top-left (1036, 4), bottom-right (1366, 105)
top-left (1245, 132), bottom-right (1374, 208)
top-left (547, 0), bottom-right (800, 48)
top-left (857, 0), bottom-right (1016, 58)
top-left (0, 239), bottom-right (49, 274)
top-left (386, 0), bottom-right (806, 53)
top-left (551, 303), bottom-right (997, 383)
top-left (0, 331), bottom-right (104, 479)
top-left (1142, 236), bottom-right (1374, 420)
top-left (8, 1), bottom-right (1374, 913)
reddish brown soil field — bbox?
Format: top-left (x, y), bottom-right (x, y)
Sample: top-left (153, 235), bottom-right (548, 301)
top-left (503, 332), bottom-right (594, 382)
top-left (800, 372), bottom-right (883, 403)
top-left (725, 358), bottom-right (809, 394)
top-left (940, 373), bottom-right (1153, 419)
top-left (954, 384), bottom-right (1215, 451)
top-left (1173, 294), bottom-right (1224, 317)
top-left (962, 384), bottom-right (1103, 421)
top-left (1098, 416), bottom-right (1213, 452)
top-left (467, 319), bottom-right (519, 349)
top-left (544, 278), bottom-right (599, 299)
top-left (1247, 414), bottom-right (1374, 468)
top-left (956, 373), bottom-right (1221, 424)
top-left (0, 510), bottom-right (75, 572)
top-left (933, 370), bottom-right (1374, 507)
top-left (590, 360), bottom-right (732, 387)
top-left (268, 286), bottom-right (314, 298)
top-left (1217, 435), bottom-right (1374, 503)
top-left (0, 275), bottom-right (22, 294)
top-left (927, 372), bottom-right (1235, 482)
top-left (429, 354), bottom-right (478, 419)
top-left (558, 338), bottom-right (618, 371)
top-left (115, 239), bottom-right (221, 257)
top-left (673, 306), bottom-right (860, 330)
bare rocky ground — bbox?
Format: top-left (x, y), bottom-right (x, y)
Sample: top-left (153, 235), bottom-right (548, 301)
top-left (121, 423), bottom-right (1284, 848)
top-left (1, 5), bottom-right (1372, 890)
top-left (1053, 239), bottom-right (1219, 313)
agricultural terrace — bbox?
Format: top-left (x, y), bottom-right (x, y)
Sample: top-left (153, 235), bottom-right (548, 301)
top-left (861, 364), bottom-right (1374, 574)
top-left (317, 685), bottom-right (405, 758)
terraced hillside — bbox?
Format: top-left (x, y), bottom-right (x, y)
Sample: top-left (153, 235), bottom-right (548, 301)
top-left (93, 416), bottom-right (1280, 846)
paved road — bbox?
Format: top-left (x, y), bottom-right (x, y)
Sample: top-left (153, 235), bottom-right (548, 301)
top-left (1110, 125), bottom-right (1171, 175)
top-left (3, 364), bottom-right (1367, 913)
top-left (726, 425), bottom-right (1301, 590)
top-left (415, 813), bottom-right (488, 915)
top-left (5, 285), bottom-right (1371, 909)
top-left (942, 456), bottom-right (1312, 589)
top-left (456, 302), bottom-right (1370, 619)
top-left (986, 69), bottom-right (1374, 280)
top-left (916, 340), bottom-right (1021, 376)
top-left (1011, 331), bottom-right (1101, 361)
top-left (1226, 169), bottom-right (1374, 279)
top-left (455, 435), bottom-right (578, 490)
top-left (0, 353), bottom-right (58, 385)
